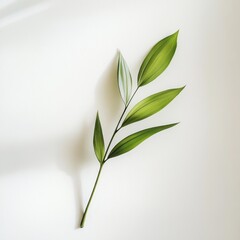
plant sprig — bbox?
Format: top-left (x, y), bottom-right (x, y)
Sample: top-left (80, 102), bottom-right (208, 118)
top-left (80, 30), bottom-right (184, 228)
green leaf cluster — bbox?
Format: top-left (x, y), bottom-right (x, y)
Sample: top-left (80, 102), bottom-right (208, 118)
top-left (93, 30), bottom-right (184, 162)
top-left (81, 30), bottom-right (185, 228)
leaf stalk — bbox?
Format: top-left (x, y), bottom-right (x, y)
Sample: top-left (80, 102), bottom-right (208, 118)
top-left (80, 163), bottom-right (104, 228)
top-left (80, 87), bottom-right (139, 227)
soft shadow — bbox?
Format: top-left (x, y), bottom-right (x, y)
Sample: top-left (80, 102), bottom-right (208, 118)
top-left (95, 52), bottom-right (123, 127)
top-left (58, 119), bottom-right (93, 229)
top-left (0, 0), bottom-right (51, 29)
top-left (0, 53), bottom-right (121, 229)
top-left (64, 54), bottom-right (123, 229)
top-left (0, 139), bottom-right (60, 176)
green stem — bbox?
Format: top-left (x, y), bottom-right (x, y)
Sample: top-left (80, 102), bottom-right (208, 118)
top-left (80, 86), bottom-right (139, 228)
top-left (80, 163), bottom-right (104, 228)
top-left (103, 86), bottom-right (139, 162)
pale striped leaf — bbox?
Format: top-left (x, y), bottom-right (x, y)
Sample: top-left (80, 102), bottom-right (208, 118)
top-left (117, 52), bottom-right (132, 105)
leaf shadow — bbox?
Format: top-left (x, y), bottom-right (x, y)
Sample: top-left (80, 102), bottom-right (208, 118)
top-left (58, 52), bottom-right (123, 229)
top-left (94, 52), bottom-right (123, 129)
top-left (57, 119), bottom-right (93, 229)
top-left (0, 52), bottom-right (122, 230)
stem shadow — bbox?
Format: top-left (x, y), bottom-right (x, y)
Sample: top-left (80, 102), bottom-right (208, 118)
top-left (60, 53), bottom-right (122, 229)
top-left (95, 52), bottom-right (123, 130)
top-left (58, 119), bottom-right (93, 229)
top-left (0, 52), bottom-right (122, 230)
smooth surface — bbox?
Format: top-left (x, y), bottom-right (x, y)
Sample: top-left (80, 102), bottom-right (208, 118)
top-left (0, 0), bottom-right (240, 239)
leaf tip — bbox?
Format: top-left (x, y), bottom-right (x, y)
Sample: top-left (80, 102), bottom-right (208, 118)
top-left (177, 86), bottom-right (186, 94)
top-left (180, 86), bottom-right (186, 94)
top-left (96, 111), bottom-right (99, 119)
top-left (172, 30), bottom-right (179, 41)
top-left (167, 122), bottom-right (180, 128)
top-left (117, 50), bottom-right (123, 58)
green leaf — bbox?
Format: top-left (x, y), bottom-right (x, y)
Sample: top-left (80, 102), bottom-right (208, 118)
top-left (122, 87), bottom-right (184, 127)
top-left (138, 31), bottom-right (179, 87)
top-left (117, 51), bottom-right (132, 105)
top-left (93, 112), bottom-right (105, 162)
top-left (108, 123), bottom-right (178, 158)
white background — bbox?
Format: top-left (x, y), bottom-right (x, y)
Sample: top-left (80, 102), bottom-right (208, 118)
top-left (0, 0), bottom-right (240, 239)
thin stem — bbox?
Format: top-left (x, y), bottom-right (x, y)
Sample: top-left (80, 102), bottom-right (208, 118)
top-left (80, 163), bottom-right (104, 228)
top-left (103, 86), bottom-right (139, 162)
top-left (80, 86), bottom-right (139, 228)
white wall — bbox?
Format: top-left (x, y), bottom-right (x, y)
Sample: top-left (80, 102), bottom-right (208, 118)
top-left (0, 0), bottom-right (240, 239)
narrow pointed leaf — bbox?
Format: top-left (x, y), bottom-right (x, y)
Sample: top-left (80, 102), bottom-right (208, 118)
top-left (108, 123), bottom-right (178, 158)
top-left (93, 113), bottom-right (105, 162)
top-left (138, 31), bottom-right (179, 87)
top-left (117, 52), bottom-right (132, 104)
top-left (122, 87), bottom-right (184, 127)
